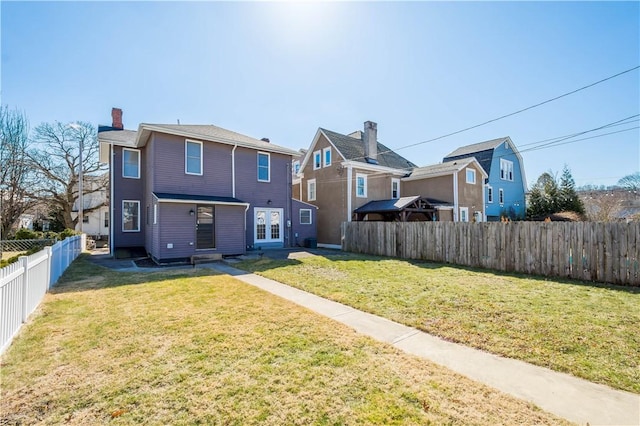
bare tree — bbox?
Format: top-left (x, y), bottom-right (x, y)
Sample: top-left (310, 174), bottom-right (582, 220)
top-left (618, 172), bottom-right (640, 191)
top-left (580, 189), bottom-right (626, 222)
top-left (28, 121), bottom-right (107, 230)
top-left (0, 106), bottom-right (32, 239)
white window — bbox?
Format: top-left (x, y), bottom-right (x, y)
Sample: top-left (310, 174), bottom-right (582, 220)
top-left (323, 147), bottom-right (331, 167)
top-left (307, 179), bottom-right (316, 201)
top-left (82, 214), bottom-right (89, 223)
top-left (122, 200), bottom-right (140, 232)
top-left (391, 178), bottom-right (400, 199)
top-left (257, 152), bottom-right (270, 182)
top-left (185, 140), bottom-right (203, 175)
top-left (293, 160), bottom-right (300, 174)
top-left (254, 208), bottom-right (283, 243)
top-left (300, 209), bottom-right (312, 225)
top-left (500, 159), bottom-right (514, 181)
top-left (356, 173), bottom-right (367, 198)
top-left (499, 188), bottom-right (504, 204)
top-left (487, 186), bottom-right (493, 203)
top-left (122, 148), bottom-right (140, 179)
top-left (466, 168), bottom-right (476, 184)
top-left (313, 150), bottom-right (321, 170)
top-left (459, 207), bottom-right (469, 222)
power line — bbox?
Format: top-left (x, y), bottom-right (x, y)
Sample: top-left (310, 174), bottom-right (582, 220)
top-left (371, 65), bottom-right (640, 158)
top-left (519, 126), bottom-right (639, 154)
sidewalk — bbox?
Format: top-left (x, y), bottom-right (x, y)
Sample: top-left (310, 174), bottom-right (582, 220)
top-left (205, 262), bottom-right (640, 426)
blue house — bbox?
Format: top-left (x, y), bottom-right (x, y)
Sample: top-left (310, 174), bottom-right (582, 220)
top-left (443, 137), bottom-right (526, 221)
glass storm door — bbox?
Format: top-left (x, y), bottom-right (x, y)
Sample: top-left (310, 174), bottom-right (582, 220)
top-left (196, 205), bottom-right (215, 249)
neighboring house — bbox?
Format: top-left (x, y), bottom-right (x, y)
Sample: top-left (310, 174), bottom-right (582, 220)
top-left (291, 148), bottom-right (307, 201)
top-left (443, 137), bottom-right (527, 221)
top-left (402, 158), bottom-right (488, 222)
top-left (297, 121), bottom-right (416, 248)
top-left (72, 174), bottom-right (109, 240)
top-left (98, 108), bottom-right (316, 262)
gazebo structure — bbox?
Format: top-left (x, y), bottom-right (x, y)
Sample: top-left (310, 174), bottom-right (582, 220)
top-left (353, 195), bottom-right (451, 222)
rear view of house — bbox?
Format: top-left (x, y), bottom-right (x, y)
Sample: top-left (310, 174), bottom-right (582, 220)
top-left (99, 108), bottom-right (316, 262)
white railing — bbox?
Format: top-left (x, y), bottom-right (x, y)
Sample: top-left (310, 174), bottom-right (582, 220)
top-left (0, 235), bottom-right (85, 354)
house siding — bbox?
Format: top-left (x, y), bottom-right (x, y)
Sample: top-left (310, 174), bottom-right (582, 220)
top-left (456, 164), bottom-right (485, 220)
top-left (291, 199), bottom-right (317, 247)
top-left (486, 142), bottom-right (526, 220)
top-left (402, 175), bottom-right (454, 203)
top-left (112, 145), bottom-right (145, 248)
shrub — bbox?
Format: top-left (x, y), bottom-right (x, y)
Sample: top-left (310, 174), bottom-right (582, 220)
top-left (14, 228), bottom-right (40, 240)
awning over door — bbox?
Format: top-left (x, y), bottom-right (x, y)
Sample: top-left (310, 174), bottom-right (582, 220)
top-left (153, 192), bottom-right (249, 207)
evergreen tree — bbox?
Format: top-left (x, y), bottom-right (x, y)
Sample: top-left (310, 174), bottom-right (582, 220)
top-left (527, 167), bottom-right (585, 218)
top-left (559, 165), bottom-right (585, 214)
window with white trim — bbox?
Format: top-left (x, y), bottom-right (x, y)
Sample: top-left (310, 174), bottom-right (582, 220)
top-left (500, 159), bottom-right (514, 181)
top-left (122, 200), bottom-right (140, 232)
top-left (83, 214), bottom-right (89, 223)
top-left (293, 160), bottom-right (300, 174)
top-left (499, 188), bottom-right (504, 204)
top-left (122, 148), bottom-right (140, 179)
top-left (459, 207), bottom-right (469, 222)
top-left (313, 150), bottom-right (321, 170)
top-left (257, 152), bottom-right (270, 182)
top-left (323, 147), bottom-right (331, 167)
top-left (487, 186), bottom-right (493, 203)
top-left (185, 140), bottom-right (203, 175)
top-left (356, 173), bottom-right (367, 198)
top-left (300, 209), bottom-right (312, 225)
top-left (307, 179), bottom-right (316, 201)
top-left (391, 178), bottom-right (400, 199)
top-left (466, 168), bottom-right (476, 184)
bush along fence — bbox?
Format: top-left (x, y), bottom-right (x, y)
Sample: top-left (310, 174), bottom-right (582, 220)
top-left (342, 222), bottom-right (640, 286)
top-left (0, 235), bottom-right (84, 354)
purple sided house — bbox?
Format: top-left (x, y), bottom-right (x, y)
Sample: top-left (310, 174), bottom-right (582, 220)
top-left (98, 108), bottom-right (316, 262)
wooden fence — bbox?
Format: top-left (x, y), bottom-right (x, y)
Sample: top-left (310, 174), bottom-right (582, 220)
top-left (342, 222), bottom-right (640, 286)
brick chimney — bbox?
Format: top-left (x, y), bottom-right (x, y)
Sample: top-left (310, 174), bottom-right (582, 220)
top-left (363, 121), bottom-right (377, 162)
top-left (111, 108), bottom-right (123, 130)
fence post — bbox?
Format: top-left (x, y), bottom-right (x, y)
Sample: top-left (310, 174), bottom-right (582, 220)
top-left (45, 246), bottom-right (52, 290)
top-left (19, 256), bottom-right (29, 323)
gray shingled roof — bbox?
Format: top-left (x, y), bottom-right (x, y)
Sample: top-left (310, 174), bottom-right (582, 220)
top-left (321, 128), bottom-right (416, 171)
top-left (443, 137), bottom-right (509, 176)
top-left (407, 158), bottom-right (475, 179)
top-left (354, 196), bottom-right (421, 213)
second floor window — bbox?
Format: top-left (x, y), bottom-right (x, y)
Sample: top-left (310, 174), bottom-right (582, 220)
top-left (500, 159), bottom-right (514, 181)
top-left (391, 179), bottom-right (400, 199)
top-left (313, 150), bottom-right (321, 170)
top-left (356, 173), bottom-right (367, 198)
top-left (185, 140), bottom-right (203, 175)
top-left (258, 152), bottom-right (270, 182)
top-left (487, 186), bottom-right (493, 203)
top-left (308, 179), bottom-right (316, 201)
top-left (466, 168), bottom-right (476, 184)
top-left (122, 148), bottom-right (140, 179)
top-left (323, 147), bottom-right (331, 167)
top-left (293, 160), bottom-right (300, 174)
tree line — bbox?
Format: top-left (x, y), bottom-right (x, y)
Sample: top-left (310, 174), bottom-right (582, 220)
top-left (0, 105), bottom-right (106, 239)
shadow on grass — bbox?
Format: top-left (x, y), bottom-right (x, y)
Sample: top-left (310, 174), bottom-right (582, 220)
top-left (50, 254), bottom-right (223, 294)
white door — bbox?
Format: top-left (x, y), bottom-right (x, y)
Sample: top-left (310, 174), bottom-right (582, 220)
top-left (254, 208), bottom-right (284, 243)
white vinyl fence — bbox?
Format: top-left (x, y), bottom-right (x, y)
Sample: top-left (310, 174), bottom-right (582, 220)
top-left (0, 235), bottom-right (84, 354)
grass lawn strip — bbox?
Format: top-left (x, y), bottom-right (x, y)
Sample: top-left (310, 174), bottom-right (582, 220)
top-left (236, 254), bottom-right (640, 394)
top-left (0, 256), bottom-right (567, 425)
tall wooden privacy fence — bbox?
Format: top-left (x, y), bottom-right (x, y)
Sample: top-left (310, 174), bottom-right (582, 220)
top-left (342, 222), bottom-right (640, 286)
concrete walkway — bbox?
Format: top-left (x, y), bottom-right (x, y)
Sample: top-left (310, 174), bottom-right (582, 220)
top-left (206, 262), bottom-right (640, 426)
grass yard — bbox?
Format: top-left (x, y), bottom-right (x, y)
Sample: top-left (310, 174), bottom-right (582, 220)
top-left (236, 253), bottom-right (640, 394)
top-left (0, 256), bottom-right (568, 425)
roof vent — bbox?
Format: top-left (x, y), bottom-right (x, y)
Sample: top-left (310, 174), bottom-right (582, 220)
top-left (261, 138), bottom-right (270, 143)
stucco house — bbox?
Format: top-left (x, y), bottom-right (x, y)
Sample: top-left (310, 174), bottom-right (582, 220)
top-left (295, 121), bottom-right (416, 248)
top-left (98, 108), bottom-right (316, 262)
top-left (443, 137), bottom-right (527, 221)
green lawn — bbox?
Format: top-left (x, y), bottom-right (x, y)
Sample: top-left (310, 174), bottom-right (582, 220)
top-left (0, 256), bottom-right (567, 425)
top-left (236, 253), bottom-right (640, 394)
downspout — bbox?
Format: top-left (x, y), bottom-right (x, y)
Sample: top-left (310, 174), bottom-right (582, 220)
top-left (231, 144), bottom-right (237, 198)
top-left (109, 144), bottom-right (114, 256)
top-left (287, 162), bottom-right (292, 248)
top-left (244, 203), bottom-right (249, 251)
top-left (453, 173), bottom-right (459, 222)
top-left (346, 164), bottom-right (353, 222)
top-left (482, 181), bottom-right (486, 222)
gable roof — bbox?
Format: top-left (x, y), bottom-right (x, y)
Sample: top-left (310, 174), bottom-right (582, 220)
top-left (404, 157), bottom-right (487, 181)
top-left (98, 124), bottom-right (298, 156)
top-left (444, 137), bottom-right (509, 158)
top-left (354, 196), bottom-right (422, 213)
top-left (320, 128), bottom-right (417, 171)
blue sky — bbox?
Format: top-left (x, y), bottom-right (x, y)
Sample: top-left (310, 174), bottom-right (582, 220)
top-left (2, 1), bottom-right (638, 187)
